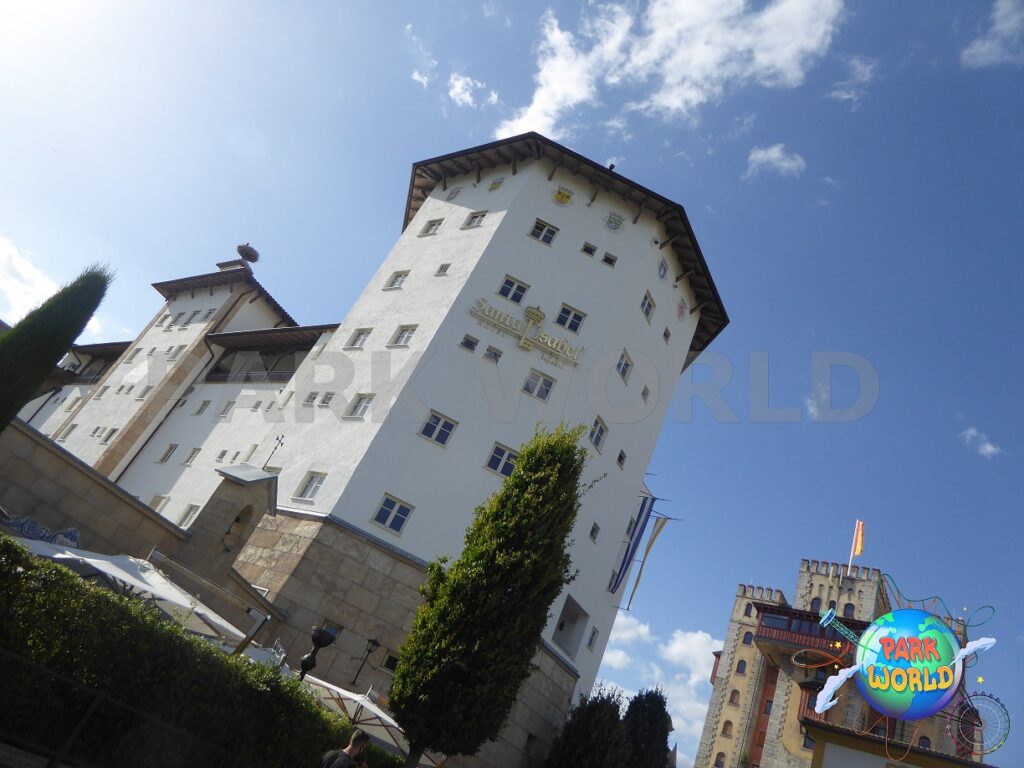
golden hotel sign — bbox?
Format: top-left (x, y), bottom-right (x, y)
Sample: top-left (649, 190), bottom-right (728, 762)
top-left (470, 298), bottom-right (582, 367)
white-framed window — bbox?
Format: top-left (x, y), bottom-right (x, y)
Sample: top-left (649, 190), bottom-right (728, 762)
top-left (216, 450), bottom-right (228, 462)
top-left (522, 370), bottom-right (555, 402)
top-left (231, 451), bottom-right (240, 462)
top-left (195, 400), bottom-right (211, 415)
top-left (641, 385), bottom-right (650, 403)
top-left (94, 386), bottom-right (109, 399)
top-left (460, 334), bottom-right (479, 352)
top-left (663, 327), bottom-right (671, 344)
top-left (421, 411), bottom-right (457, 446)
top-left (100, 427), bottom-right (118, 445)
top-left (168, 312), bottom-right (185, 327)
top-left (182, 504), bottom-right (202, 528)
top-left (587, 626), bottom-right (599, 651)
top-left (641, 291), bottom-right (655, 322)
top-left (626, 516), bottom-right (637, 536)
top-left (65, 396), bottom-right (82, 412)
top-left (147, 347), bottom-right (156, 356)
top-left (156, 313), bottom-right (171, 327)
top-left (168, 345), bottom-right (186, 360)
top-left (658, 258), bottom-right (668, 279)
top-left (528, 219), bottom-right (558, 244)
top-left (125, 348), bottom-right (141, 363)
top-left (149, 495), bottom-right (169, 512)
top-left (90, 426), bottom-right (103, 437)
top-left (555, 304), bottom-right (585, 333)
top-left (244, 400), bottom-right (260, 411)
top-left (617, 450), bottom-right (626, 469)
top-left (435, 263), bottom-right (451, 276)
top-left (218, 401), bottom-right (235, 416)
top-left (348, 393), bottom-right (374, 418)
top-left (616, 350), bottom-right (632, 382)
top-left (486, 443), bottom-right (519, 477)
top-left (589, 417), bottom-right (607, 451)
top-left (303, 392), bottom-right (320, 406)
top-left (420, 218), bottom-right (443, 236)
top-left (601, 252), bottom-right (618, 268)
top-left (483, 346), bottom-right (502, 364)
top-left (180, 310), bottom-right (201, 328)
top-left (347, 328), bottom-right (372, 349)
top-left (607, 570), bottom-right (619, 591)
top-left (319, 392), bottom-right (335, 407)
top-left (135, 385), bottom-right (153, 400)
top-left (295, 471), bottom-right (326, 500)
top-left (157, 444), bottom-right (178, 464)
top-left (373, 494), bottom-right (414, 534)
top-left (57, 423), bottom-right (78, 442)
top-left (116, 385), bottom-right (125, 395)
top-left (202, 308), bottom-right (217, 320)
top-left (390, 325), bottom-right (417, 346)
top-left (183, 448), bottom-right (201, 466)
top-left (498, 276), bottom-right (529, 304)
top-left (384, 271), bottom-right (410, 290)
top-left (244, 444), bottom-right (259, 462)
top-left (463, 210), bottom-right (487, 228)
top-left (581, 242), bottom-right (597, 257)
top-left (124, 385), bottom-right (134, 396)
top-left (589, 523), bottom-right (600, 542)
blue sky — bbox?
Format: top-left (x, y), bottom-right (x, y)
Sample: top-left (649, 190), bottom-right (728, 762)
top-left (1, 2), bottom-right (1022, 765)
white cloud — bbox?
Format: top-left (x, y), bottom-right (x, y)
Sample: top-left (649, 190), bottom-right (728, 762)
top-left (827, 54), bottom-right (877, 108)
top-left (496, 0), bottom-right (844, 139)
top-left (962, 0), bottom-right (1024, 67)
top-left (610, 613), bottom-right (655, 645)
top-left (482, 0), bottom-right (498, 18)
top-left (405, 24), bottom-right (438, 88)
top-left (659, 629), bottom-right (721, 686)
top-left (804, 380), bottom-right (829, 419)
top-left (959, 427), bottom-right (1003, 459)
top-left (0, 236), bottom-right (102, 337)
top-left (604, 115), bottom-right (633, 141)
top-left (602, 648), bottom-right (633, 669)
top-left (487, 90), bottom-right (500, 105)
top-left (448, 72), bottom-right (487, 107)
top-left (744, 143), bottom-right (807, 178)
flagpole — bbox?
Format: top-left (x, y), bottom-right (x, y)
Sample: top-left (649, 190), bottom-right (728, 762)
top-left (846, 521), bottom-right (856, 577)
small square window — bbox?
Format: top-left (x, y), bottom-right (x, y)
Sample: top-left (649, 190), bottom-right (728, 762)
top-left (617, 450), bottom-right (626, 469)
top-left (589, 523), bottom-right (600, 542)
top-left (303, 392), bottom-right (320, 406)
top-left (641, 385), bottom-right (650, 403)
top-left (802, 732), bottom-right (814, 751)
top-left (319, 392), bottom-right (335, 407)
top-left (180, 310), bottom-right (201, 328)
top-left (421, 411), bottom-right (458, 446)
top-left (348, 393), bottom-right (375, 418)
top-left (435, 263), bottom-right (451, 276)
top-left (498, 276), bottom-right (529, 304)
top-left (125, 348), bottom-right (141, 362)
top-left (464, 211), bottom-right (487, 228)
top-left (421, 218), bottom-right (443, 236)
top-left (528, 219), bottom-right (558, 244)
top-left (168, 345), bottom-right (186, 360)
top-left (182, 504), bottom-right (202, 527)
top-left (460, 335), bottom-right (479, 352)
top-left (658, 259), bottom-right (668, 279)
top-left (581, 242), bottom-right (597, 257)
top-left (156, 314), bottom-right (171, 327)
top-left (522, 370), bottom-right (555, 402)
top-left (483, 346), bottom-right (502, 364)
top-left (295, 472), bottom-right (326, 500)
top-left (587, 626), bottom-right (599, 650)
top-left (57, 423), bottom-right (78, 441)
top-left (216, 450), bottom-right (228, 462)
top-left (641, 291), bottom-right (656, 322)
top-left (149, 495), bottom-right (169, 512)
top-left (136, 385), bottom-right (153, 400)
top-left (100, 427), bottom-right (118, 445)
top-left (95, 386), bottom-right (109, 399)
top-left (554, 304), bottom-right (585, 333)
top-left (195, 400), bottom-right (211, 415)
top-left (391, 325), bottom-right (417, 346)
top-left (168, 312), bottom-right (185, 327)
top-left (218, 401), bottom-right (236, 416)
top-left (607, 570), bottom-right (619, 591)
top-left (486, 444), bottom-right (519, 477)
top-left (601, 252), bottom-right (618, 268)
top-left (182, 447), bottom-right (201, 466)
top-left (251, 400), bottom-right (263, 411)
top-left (589, 417), bottom-right (607, 450)
top-left (157, 444), bottom-right (178, 464)
top-left (202, 308), bottom-right (217, 320)
top-left (347, 328), bottom-right (372, 348)
top-left (373, 494), bottom-right (414, 533)
top-left (384, 271), bottom-right (410, 290)
top-left (616, 350), bottom-right (632, 382)
top-left (663, 327), bottom-right (671, 344)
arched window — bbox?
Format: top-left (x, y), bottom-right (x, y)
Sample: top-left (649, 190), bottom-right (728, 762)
top-left (829, 600), bottom-right (836, 610)
top-left (736, 659), bottom-right (747, 674)
top-left (918, 736), bottom-right (931, 749)
top-left (729, 689), bottom-right (740, 706)
top-left (744, 602), bottom-right (752, 617)
top-left (843, 603), bottom-right (856, 618)
top-left (714, 753), bottom-right (725, 768)
top-left (722, 721), bottom-right (733, 737)
top-left (742, 631), bottom-right (753, 645)
top-left (810, 597), bottom-right (821, 613)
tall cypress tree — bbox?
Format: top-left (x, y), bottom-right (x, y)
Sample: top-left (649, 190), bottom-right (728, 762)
top-left (0, 264), bottom-right (112, 432)
top-left (623, 688), bottom-right (673, 768)
top-left (389, 425), bottom-right (588, 768)
top-left (544, 685), bottom-right (629, 768)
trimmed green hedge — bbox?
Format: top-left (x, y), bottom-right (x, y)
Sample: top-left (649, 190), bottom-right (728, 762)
top-left (0, 534), bottom-right (402, 768)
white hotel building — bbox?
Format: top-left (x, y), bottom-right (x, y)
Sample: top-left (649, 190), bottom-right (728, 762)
top-left (19, 132), bottom-right (727, 766)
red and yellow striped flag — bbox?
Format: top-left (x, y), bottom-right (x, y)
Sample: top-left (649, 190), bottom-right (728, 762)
top-left (852, 519), bottom-right (865, 557)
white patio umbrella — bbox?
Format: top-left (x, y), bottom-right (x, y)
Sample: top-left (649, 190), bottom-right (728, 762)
top-left (303, 674), bottom-right (444, 767)
top-left (11, 536), bottom-right (245, 642)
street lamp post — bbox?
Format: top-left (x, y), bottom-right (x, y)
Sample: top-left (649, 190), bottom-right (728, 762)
top-left (299, 622), bottom-right (340, 681)
top-left (351, 637), bottom-right (381, 685)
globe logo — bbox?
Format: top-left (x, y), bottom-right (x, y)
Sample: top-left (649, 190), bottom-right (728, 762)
top-left (854, 608), bottom-right (963, 720)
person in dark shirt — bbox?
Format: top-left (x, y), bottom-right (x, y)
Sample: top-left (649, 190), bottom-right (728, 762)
top-left (319, 728), bottom-right (371, 768)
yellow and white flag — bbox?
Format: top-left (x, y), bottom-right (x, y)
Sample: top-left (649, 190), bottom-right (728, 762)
top-left (852, 519), bottom-right (865, 557)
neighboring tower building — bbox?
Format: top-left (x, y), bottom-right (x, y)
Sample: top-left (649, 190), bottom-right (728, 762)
top-left (695, 560), bottom-right (964, 768)
top-left (18, 132), bottom-right (729, 767)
